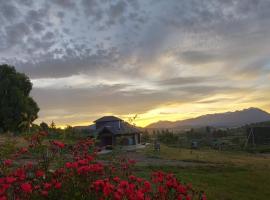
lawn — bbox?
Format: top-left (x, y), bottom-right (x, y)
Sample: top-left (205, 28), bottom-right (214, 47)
top-left (136, 144), bottom-right (270, 200)
top-left (136, 165), bottom-right (270, 200)
top-left (142, 144), bottom-right (270, 167)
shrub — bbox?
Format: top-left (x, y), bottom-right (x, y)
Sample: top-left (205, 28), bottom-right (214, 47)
top-left (0, 131), bottom-right (206, 200)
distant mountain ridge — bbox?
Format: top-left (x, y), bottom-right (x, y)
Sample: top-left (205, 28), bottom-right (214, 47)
top-left (147, 108), bottom-right (270, 129)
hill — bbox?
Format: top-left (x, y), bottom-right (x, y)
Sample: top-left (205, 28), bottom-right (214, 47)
top-left (147, 107), bottom-right (270, 129)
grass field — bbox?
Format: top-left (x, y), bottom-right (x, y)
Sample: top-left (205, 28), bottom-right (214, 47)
top-left (136, 165), bottom-right (270, 200)
top-left (142, 144), bottom-right (270, 167)
top-left (136, 144), bottom-right (270, 200)
top-left (1, 135), bottom-right (270, 199)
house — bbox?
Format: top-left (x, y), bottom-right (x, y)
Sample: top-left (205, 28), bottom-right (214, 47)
top-left (94, 116), bottom-right (141, 147)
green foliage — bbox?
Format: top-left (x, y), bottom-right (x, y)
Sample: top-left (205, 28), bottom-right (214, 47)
top-left (0, 138), bottom-right (17, 159)
top-left (40, 122), bottom-right (49, 131)
top-left (0, 64), bottom-right (39, 133)
top-left (141, 130), bottom-right (150, 142)
top-left (156, 129), bottom-right (179, 145)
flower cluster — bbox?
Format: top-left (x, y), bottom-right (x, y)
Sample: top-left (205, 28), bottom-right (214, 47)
top-left (0, 133), bottom-right (206, 200)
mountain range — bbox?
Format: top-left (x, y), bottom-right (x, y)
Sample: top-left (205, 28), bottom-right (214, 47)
top-left (146, 107), bottom-right (270, 129)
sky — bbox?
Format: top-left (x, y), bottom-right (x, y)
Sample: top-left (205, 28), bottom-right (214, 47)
top-left (1, 0), bottom-right (270, 127)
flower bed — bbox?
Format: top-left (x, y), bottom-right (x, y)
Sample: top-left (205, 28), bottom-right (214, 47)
top-left (0, 132), bottom-right (206, 200)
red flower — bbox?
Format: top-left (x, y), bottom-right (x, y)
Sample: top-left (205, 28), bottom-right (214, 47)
top-left (5, 177), bottom-right (16, 184)
top-left (186, 195), bottom-right (192, 200)
top-left (14, 168), bottom-right (26, 181)
top-left (53, 141), bottom-right (65, 148)
top-left (3, 159), bottom-right (12, 166)
top-left (113, 176), bottom-right (120, 182)
top-left (65, 162), bottom-right (73, 168)
top-left (143, 181), bottom-right (151, 192)
top-left (35, 170), bottom-right (45, 178)
top-left (128, 175), bottom-right (136, 181)
top-left (21, 183), bottom-right (32, 193)
top-left (41, 190), bottom-right (48, 197)
top-left (136, 189), bottom-right (144, 200)
top-left (54, 182), bottom-right (62, 189)
top-left (128, 159), bottom-right (136, 165)
top-left (0, 196), bottom-right (7, 200)
top-left (26, 162), bottom-right (33, 169)
top-left (44, 183), bottom-right (52, 190)
top-left (20, 147), bottom-right (28, 153)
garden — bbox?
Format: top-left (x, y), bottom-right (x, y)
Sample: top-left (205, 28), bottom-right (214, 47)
top-left (0, 131), bottom-right (206, 200)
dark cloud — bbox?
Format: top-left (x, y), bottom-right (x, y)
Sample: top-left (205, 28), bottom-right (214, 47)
top-left (42, 32), bottom-right (55, 41)
top-left (52, 0), bottom-right (76, 9)
top-left (5, 22), bottom-right (30, 49)
top-left (26, 9), bottom-right (48, 23)
top-left (106, 0), bottom-right (127, 25)
top-left (0, 3), bottom-right (19, 22)
top-left (16, 47), bottom-right (120, 78)
top-left (0, 0), bottom-right (270, 125)
top-left (57, 11), bottom-right (65, 19)
top-left (81, 0), bottom-right (104, 21)
top-left (180, 51), bottom-right (220, 65)
top-left (16, 0), bottom-right (33, 7)
top-left (32, 22), bottom-right (45, 33)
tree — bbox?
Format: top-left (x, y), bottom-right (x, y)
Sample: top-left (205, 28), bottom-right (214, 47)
top-left (0, 64), bottom-right (39, 133)
top-left (40, 122), bottom-right (49, 131)
top-left (50, 121), bottom-right (56, 129)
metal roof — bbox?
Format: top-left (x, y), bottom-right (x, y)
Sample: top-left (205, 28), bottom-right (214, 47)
top-left (94, 116), bottom-right (122, 123)
top-left (94, 122), bottom-right (141, 136)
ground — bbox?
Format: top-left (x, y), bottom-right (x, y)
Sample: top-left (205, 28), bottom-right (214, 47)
top-left (103, 144), bottom-right (270, 200)
top-left (1, 135), bottom-right (270, 200)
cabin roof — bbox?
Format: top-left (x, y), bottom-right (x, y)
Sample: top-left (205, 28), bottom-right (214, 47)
top-left (94, 116), bottom-right (122, 123)
top-left (95, 122), bottom-right (141, 136)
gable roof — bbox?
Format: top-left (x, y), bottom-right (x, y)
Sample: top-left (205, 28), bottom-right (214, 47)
top-left (94, 122), bottom-right (141, 136)
top-left (94, 116), bottom-right (122, 123)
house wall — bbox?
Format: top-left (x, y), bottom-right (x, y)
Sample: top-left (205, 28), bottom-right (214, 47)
top-left (134, 133), bottom-right (141, 145)
top-left (115, 134), bottom-right (137, 145)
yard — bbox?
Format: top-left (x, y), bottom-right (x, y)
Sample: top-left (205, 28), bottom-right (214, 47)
top-left (1, 135), bottom-right (270, 200)
top-left (112, 144), bottom-right (270, 200)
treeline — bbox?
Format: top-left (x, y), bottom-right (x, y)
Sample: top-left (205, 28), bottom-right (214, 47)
top-left (141, 127), bottom-right (247, 149)
top-left (23, 121), bottom-right (91, 140)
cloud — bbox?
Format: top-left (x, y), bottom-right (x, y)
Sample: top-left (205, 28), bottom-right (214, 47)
top-left (157, 76), bottom-right (209, 86)
top-left (16, 47), bottom-right (121, 78)
top-left (0, 3), bottom-right (20, 22)
top-left (179, 51), bottom-right (220, 65)
top-left (32, 22), bottom-right (45, 33)
top-left (4, 22), bottom-right (30, 49)
top-left (0, 0), bottom-right (270, 125)
top-left (52, 0), bottom-right (76, 9)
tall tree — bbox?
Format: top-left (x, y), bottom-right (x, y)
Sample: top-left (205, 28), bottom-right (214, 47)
top-left (0, 64), bottom-right (39, 133)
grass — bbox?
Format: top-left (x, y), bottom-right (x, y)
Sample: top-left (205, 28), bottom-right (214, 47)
top-left (142, 144), bottom-right (270, 167)
top-left (2, 135), bottom-right (270, 199)
top-left (137, 144), bottom-right (270, 200)
top-left (136, 165), bottom-right (270, 200)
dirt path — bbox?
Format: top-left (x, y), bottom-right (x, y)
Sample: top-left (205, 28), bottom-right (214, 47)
top-left (103, 151), bottom-right (218, 167)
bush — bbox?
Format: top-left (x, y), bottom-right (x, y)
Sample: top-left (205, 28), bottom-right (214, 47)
top-left (0, 131), bottom-right (206, 200)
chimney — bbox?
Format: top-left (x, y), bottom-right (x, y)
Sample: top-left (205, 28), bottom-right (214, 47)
top-left (118, 120), bottom-right (121, 129)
